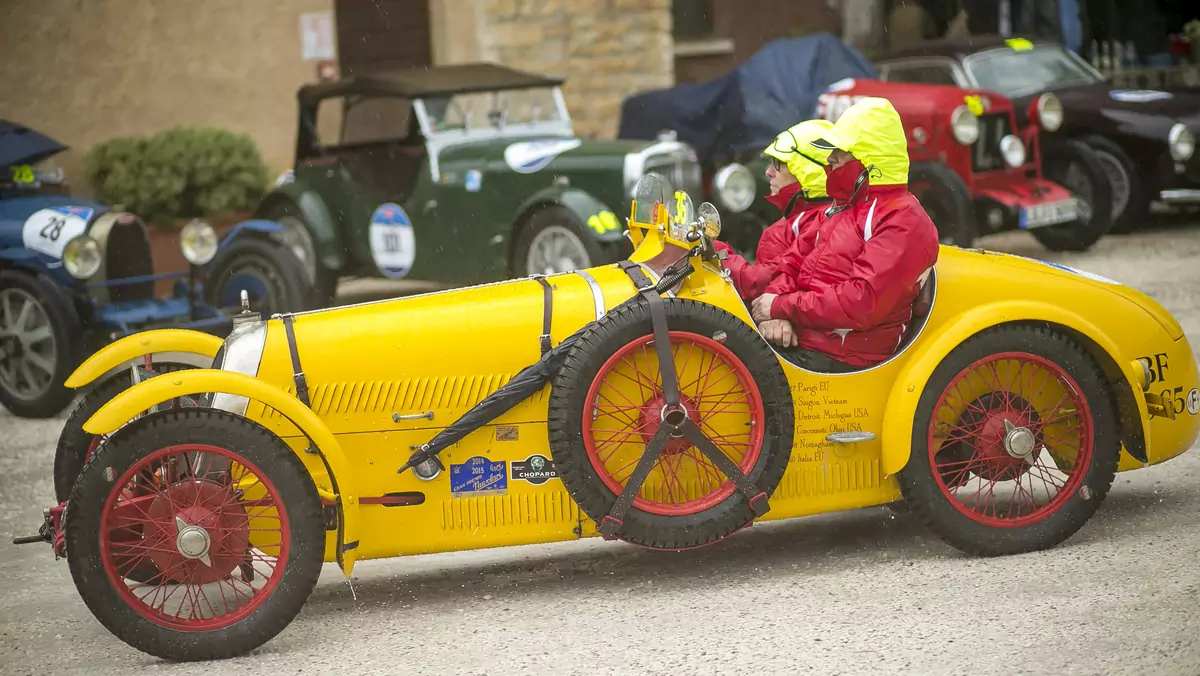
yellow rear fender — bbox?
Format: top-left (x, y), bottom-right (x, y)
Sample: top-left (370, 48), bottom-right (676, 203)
top-left (83, 369), bottom-right (362, 577)
top-left (881, 300), bottom-right (1149, 477)
top-left (64, 329), bottom-right (224, 389)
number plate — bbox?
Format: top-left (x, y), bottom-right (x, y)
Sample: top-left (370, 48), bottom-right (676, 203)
top-left (1019, 198), bottom-right (1078, 230)
top-left (22, 207), bottom-right (94, 258)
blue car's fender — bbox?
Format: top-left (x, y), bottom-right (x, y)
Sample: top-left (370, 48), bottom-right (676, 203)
top-left (217, 219), bottom-right (284, 250)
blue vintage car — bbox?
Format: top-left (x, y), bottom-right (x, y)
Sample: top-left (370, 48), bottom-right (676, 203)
top-left (0, 121), bottom-right (311, 418)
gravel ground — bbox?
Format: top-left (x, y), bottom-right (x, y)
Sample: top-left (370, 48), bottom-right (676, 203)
top-left (2, 223), bottom-right (1200, 676)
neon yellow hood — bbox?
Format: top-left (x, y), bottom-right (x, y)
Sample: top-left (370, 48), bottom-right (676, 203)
top-left (810, 97), bottom-right (909, 186)
top-left (762, 118), bottom-right (833, 199)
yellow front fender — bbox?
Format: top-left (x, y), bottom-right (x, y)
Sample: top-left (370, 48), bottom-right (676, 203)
top-left (84, 368), bottom-right (362, 577)
top-left (880, 300), bottom-right (1149, 477)
top-left (65, 329), bottom-right (224, 389)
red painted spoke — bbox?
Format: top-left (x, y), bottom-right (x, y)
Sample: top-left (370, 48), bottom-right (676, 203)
top-left (594, 387), bottom-right (644, 425)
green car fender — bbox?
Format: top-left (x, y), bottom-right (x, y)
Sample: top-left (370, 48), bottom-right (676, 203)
top-left (513, 185), bottom-right (627, 246)
top-left (257, 182), bottom-right (347, 272)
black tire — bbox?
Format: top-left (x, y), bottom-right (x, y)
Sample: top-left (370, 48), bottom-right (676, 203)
top-left (1081, 135), bottom-right (1147, 234)
top-left (1033, 140), bottom-right (1115, 252)
top-left (54, 362), bottom-right (196, 503)
top-left (0, 268), bottom-right (83, 418)
top-left (548, 298), bottom-right (794, 549)
top-left (909, 161), bottom-right (976, 247)
top-left (204, 235), bottom-right (314, 317)
top-left (511, 206), bottom-right (611, 278)
top-left (257, 199), bottom-right (340, 307)
top-left (897, 324), bottom-right (1120, 557)
top-left (65, 409), bottom-right (325, 662)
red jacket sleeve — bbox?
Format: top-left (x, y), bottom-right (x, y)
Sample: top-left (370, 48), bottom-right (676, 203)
top-left (714, 238), bottom-right (783, 301)
top-left (770, 203), bottom-right (938, 331)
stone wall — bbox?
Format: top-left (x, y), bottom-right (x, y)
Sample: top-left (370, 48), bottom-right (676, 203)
top-left (0, 0), bottom-right (333, 190)
top-left (474, 0), bottom-right (674, 139)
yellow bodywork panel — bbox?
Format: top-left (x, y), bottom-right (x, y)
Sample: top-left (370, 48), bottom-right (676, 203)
top-left (64, 328), bottom-right (223, 389)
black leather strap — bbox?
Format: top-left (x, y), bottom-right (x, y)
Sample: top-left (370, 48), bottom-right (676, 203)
top-left (617, 260), bottom-right (680, 406)
top-left (281, 314), bottom-right (310, 407)
top-left (530, 275), bottom-right (554, 356)
top-left (597, 422), bottom-right (672, 538)
top-left (679, 420), bottom-right (770, 517)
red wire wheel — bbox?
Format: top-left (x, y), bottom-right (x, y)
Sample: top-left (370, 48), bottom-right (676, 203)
top-left (65, 410), bottom-right (325, 662)
top-left (898, 325), bottom-right (1120, 557)
top-left (97, 444), bottom-right (289, 631)
top-left (928, 352), bottom-right (1093, 528)
top-left (582, 331), bottom-right (766, 516)
top-left (549, 299), bottom-right (793, 550)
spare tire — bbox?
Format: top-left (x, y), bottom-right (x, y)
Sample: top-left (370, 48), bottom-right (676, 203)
top-left (548, 298), bottom-right (793, 549)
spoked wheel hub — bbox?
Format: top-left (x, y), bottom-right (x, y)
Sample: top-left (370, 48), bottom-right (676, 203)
top-left (141, 480), bottom-right (251, 585)
top-left (637, 393), bottom-right (700, 455)
top-left (953, 393), bottom-right (1044, 482)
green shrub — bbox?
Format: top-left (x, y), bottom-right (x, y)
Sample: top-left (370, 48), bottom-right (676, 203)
top-left (84, 126), bottom-right (269, 227)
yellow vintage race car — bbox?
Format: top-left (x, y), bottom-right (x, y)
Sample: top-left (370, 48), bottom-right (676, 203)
top-left (18, 175), bottom-right (1200, 662)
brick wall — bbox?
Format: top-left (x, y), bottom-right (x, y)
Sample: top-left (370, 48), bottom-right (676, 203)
top-left (477, 0), bottom-right (674, 139)
top-left (0, 0), bottom-right (333, 192)
top-left (675, 0), bottom-right (842, 84)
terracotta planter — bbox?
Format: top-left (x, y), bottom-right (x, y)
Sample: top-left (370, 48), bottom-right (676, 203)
top-left (145, 212), bottom-right (248, 296)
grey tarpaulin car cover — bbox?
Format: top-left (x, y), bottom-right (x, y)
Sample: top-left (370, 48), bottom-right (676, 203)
top-left (616, 33), bottom-right (877, 165)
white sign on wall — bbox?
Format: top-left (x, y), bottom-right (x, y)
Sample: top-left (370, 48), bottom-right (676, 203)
top-left (300, 12), bottom-right (335, 61)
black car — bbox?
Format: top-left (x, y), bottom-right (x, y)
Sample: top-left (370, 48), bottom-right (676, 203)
top-left (875, 36), bottom-right (1199, 232)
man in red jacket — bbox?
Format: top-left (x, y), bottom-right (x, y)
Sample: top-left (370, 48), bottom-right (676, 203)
top-left (749, 97), bottom-right (939, 372)
top-left (713, 119), bottom-right (834, 301)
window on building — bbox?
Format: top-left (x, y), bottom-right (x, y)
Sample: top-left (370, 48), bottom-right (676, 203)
top-left (673, 0), bottom-right (716, 41)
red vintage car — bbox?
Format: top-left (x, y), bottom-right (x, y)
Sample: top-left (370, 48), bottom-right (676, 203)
top-left (816, 77), bottom-right (1113, 251)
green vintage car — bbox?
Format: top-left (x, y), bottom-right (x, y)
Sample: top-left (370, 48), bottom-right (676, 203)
top-left (256, 63), bottom-right (706, 303)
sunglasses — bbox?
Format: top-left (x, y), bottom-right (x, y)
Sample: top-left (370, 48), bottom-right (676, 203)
top-left (767, 130), bottom-right (828, 168)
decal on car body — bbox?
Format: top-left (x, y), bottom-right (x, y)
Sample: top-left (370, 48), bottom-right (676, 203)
top-left (511, 454), bottom-right (558, 485)
top-left (368, 203), bottom-right (416, 279)
top-left (449, 456), bottom-right (508, 497)
top-left (1188, 388), bottom-right (1200, 415)
top-left (503, 139), bottom-right (582, 174)
top-left (22, 206), bottom-right (94, 259)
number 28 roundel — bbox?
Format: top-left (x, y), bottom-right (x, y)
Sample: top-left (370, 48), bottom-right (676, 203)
top-left (368, 203), bottom-right (416, 279)
top-left (22, 206), bottom-right (94, 259)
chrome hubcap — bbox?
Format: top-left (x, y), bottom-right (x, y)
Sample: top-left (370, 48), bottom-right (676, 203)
top-left (1003, 419), bottom-right (1037, 461)
top-left (526, 226), bottom-right (591, 276)
top-left (0, 288), bottom-right (57, 400)
top-left (174, 517), bottom-right (213, 567)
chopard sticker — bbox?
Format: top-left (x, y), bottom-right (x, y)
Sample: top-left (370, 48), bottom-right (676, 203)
top-left (511, 454), bottom-right (558, 485)
top-left (22, 206), bottom-right (94, 259)
top-left (495, 426), bottom-right (519, 441)
top-left (368, 203), bottom-right (416, 279)
top-left (449, 456), bottom-right (507, 497)
top-left (503, 139), bottom-right (581, 174)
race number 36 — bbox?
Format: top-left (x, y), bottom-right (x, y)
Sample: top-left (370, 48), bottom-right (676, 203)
top-left (22, 207), bottom-right (92, 259)
top-left (368, 203), bottom-right (416, 279)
